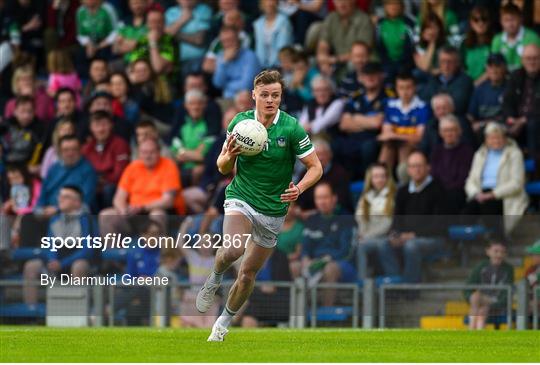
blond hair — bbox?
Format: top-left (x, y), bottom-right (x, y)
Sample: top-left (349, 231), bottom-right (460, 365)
top-left (47, 49), bottom-right (75, 74)
top-left (359, 163), bottom-right (396, 221)
top-left (11, 66), bottom-right (34, 95)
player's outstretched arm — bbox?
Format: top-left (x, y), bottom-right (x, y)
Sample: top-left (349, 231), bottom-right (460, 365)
top-left (217, 134), bottom-right (242, 175)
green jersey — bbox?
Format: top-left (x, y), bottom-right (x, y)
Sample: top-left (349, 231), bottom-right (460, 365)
top-left (492, 27), bottom-right (540, 71)
top-left (226, 109), bottom-right (314, 217)
top-left (76, 4), bottom-right (118, 45)
top-left (171, 117), bottom-right (215, 169)
top-left (377, 17), bottom-right (413, 62)
top-left (462, 44), bottom-right (490, 81)
top-left (117, 22), bottom-right (148, 62)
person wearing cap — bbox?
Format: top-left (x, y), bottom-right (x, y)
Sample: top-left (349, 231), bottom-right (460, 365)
top-left (467, 53), bottom-right (508, 144)
top-left (464, 122), bottom-right (529, 234)
top-left (336, 61), bottom-right (394, 180)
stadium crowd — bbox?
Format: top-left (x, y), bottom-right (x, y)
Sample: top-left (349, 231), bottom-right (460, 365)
top-left (0, 0), bottom-right (540, 327)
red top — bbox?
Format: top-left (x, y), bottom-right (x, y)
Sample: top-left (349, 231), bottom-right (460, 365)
top-left (82, 135), bottom-right (131, 185)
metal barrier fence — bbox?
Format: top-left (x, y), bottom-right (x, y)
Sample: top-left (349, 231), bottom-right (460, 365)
top-left (378, 283), bottom-right (513, 330)
top-left (0, 279), bottom-right (537, 329)
top-left (309, 282), bottom-right (360, 328)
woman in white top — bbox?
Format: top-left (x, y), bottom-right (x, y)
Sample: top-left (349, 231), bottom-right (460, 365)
top-left (355, 163), bottom-right (396, 279)
top-left (464, 122), bottom-right (528, 234)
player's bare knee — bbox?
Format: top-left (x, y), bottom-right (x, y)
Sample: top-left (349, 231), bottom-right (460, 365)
top-left (220, 247), bottom-right (243, 264)
top-left (238, 269), bottom-right (257, 287)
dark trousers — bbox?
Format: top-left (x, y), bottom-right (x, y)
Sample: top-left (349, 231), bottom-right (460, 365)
top-left (462, 194), bottom-right (505, 237)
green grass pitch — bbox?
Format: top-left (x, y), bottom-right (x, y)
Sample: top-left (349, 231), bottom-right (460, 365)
top-left (1, 327), bottom-right (539, 362)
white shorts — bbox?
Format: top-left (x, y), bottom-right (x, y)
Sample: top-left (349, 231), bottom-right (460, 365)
top-left (223, 199), bottom-right (286, 249)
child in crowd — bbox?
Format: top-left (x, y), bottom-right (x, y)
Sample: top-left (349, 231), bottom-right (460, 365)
top-left (378, 72), bottom-right (430, 177)
top-left (491, 3), bottom-right (540, 71)
top-left (0, 96), bottom-right (45, 172)
top-left (465, 239), bottom-right (514, 330)
top-left (2, 165), bottom-right (41, 246)
top-left (47, 49), bottom-right (82, 107)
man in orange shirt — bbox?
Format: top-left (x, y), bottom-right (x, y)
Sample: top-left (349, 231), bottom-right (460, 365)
top-left (99, 138), bottom-right (185, 236)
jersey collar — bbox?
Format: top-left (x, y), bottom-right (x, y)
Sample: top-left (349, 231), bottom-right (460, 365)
top-left (394, 96), bottom-right (423, 114)
top-left (255, 109), bottom-right (280, 125)
top-left (502, 26), bottom-right (524, 46)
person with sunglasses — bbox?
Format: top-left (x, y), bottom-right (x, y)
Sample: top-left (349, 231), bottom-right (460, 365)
top-left (461, 6), bottom-right (494, 85)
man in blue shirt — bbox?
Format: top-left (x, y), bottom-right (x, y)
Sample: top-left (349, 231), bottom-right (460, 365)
top-left (35, 135), bottom-right (97, 217)
top-left (467, 53), bottom-right (508, 143)
top-left (212, 26), bottom-right (260, 99)
top-left (165, 0), bottom-right (213, 76)
top-left (335, 62), bottom-right (393, 179)
top-left (301, 182), bottom-right (355, 306)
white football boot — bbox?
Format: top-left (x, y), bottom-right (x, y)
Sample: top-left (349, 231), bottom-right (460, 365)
top-left (207, 323), bottom-right (229, 342)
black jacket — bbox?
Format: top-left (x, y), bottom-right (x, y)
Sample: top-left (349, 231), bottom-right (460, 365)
top-left (502, 68), bottom-right (540, 121)
top-left (0, 117), bottom-right (45, 165)
top-left (390, 178), bottom-right (449, 237)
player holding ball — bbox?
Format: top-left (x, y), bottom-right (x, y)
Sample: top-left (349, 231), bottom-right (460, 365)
top-left (197, 70), bottom-right (323, 341)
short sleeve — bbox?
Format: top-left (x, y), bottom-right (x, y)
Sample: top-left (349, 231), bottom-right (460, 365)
top-left (292, 122), bottom-right (314, 159)
top-left (226, 112), bottom-right (243, 136)
top-left (160, 159), bottom-right (181, 192)
top-left (118, 163), bottom-right (135, 192)
top-left (164, 8), bottom-right (176, 27)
